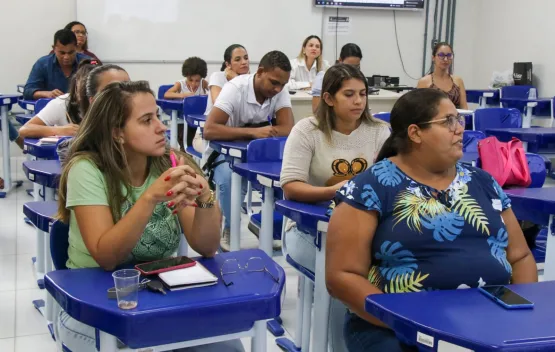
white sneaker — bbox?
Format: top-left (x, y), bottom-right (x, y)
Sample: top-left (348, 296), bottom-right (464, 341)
top-left (220, 228), bottom-right (231, 252)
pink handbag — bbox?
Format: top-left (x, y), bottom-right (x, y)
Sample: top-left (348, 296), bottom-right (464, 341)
top-left (478, 136), bottom-right (531, 188)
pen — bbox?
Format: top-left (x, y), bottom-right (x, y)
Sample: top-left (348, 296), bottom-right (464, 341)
top-left (267, 115), bottom-right (272, 126)
top-left (169, 150), bottom-right (177, 167)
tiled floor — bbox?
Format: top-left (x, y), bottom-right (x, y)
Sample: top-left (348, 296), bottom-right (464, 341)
top-left (0, 146), bottom-right (301, 351)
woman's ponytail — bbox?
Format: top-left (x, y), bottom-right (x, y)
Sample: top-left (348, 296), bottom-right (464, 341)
top-left (375, 135), bottom-right (398, 163)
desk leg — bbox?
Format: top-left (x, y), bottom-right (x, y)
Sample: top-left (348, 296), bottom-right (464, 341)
top-left (312, 230), bottom-right (330, 352)
top-left (98, 330), bottom-right (119, 352)
top-left (35, 228), bottom-right (45, 287)
top-left (171, 110), bottom-right (178, 149)
top-left (230, 170), bottom-right (242, 251)
top-left (295, 275), bottom-right (305, 348)
top-left (1, 106), bottom-right (12, 195)
top-left (301, 277), bottom-right (314, 352)
top-left (479, 96), bottom-right (486, 109)
top-left (260, 186), bottom-right (274, 256)
top-left (251, 320), bottom-right (267, 352)
top-left (523, 106), bottom-right (533, 128)
top-left (44, 187), bottom-right (55, 202)
top-left (545, 215), bottom-right (555, 281)
top-left (183, 120), bottom-right (188, 152)
top-left (44, 231), bottom-right (53, 274)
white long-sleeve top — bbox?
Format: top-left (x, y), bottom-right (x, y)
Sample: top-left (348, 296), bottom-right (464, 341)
top-left (288, 57), bottom-right (330, 90)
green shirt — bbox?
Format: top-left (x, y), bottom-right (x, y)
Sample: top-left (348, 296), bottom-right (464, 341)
top-left (66, 159), bottom-right (180, 269)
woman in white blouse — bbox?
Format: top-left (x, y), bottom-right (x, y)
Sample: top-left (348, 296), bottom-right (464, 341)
top-left (289, 35), bottom-right (330, 90)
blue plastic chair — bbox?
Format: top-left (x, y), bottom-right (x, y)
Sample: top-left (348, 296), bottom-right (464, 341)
top-left (246, 138), bottom-right (287, 242)
top-left (500, 85), bottom-right (536, 100)
top-left (462, 131), bottom-right (486, 152)
top-left (15, 98), bottom-right (52, 125)
top-left (474, 108), bottom-right (522, 131)
top-left (182, 96), bottom-right (207, 121)
top-left (373, 112), bottom-right (390, 123)
top-left (35, 98), bottom-right (51, 114)
top-left (157, 84), bottom-right (173, 99)
top-left (49, 220), bottom-right (69, 270)
top-left (526, 152), bottom-right (547, 189)
top-left (157, 84), bottom-right (175, 117)
top-left (182, 96), bottom-right (208, 161)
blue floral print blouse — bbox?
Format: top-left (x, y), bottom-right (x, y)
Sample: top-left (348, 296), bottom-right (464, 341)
top-left (334, 159), bottom-right (513, 292)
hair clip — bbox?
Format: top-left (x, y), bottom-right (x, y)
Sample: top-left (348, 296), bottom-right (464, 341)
top-left (90, 60), bottom-right (98, 65)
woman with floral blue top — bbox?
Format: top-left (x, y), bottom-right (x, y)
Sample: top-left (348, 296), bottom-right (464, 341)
top-left (325, 88), bottom-right (538, 352)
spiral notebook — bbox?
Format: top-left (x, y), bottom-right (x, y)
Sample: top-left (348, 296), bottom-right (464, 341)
top-left (158, 262), bottom-right (218, 291)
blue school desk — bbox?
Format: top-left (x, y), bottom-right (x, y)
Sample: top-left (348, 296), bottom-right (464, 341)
top-left (45, 248), bottom-right (285, 351)
top-left (366, 281), bottom-right (555, 351)
top-left (500, 97), bottom-right (552, 128)
top-left (209, 140), bottom-right (250, 251)
top-left (0, 94), bottom-right (24, 198)
top-left (22, 160), bottom-right (61, 200)
top-left (185, 114), bottom-right (207, 129)
top-left (156, 98), bottom-right (183, 149)
top-left (505, 187), bottom-right (555, 281)
top-left (22, 201), bottom-right (57, 338)
top-left (275, 200), bottom-right (330, 352)
top-left (233, 161), bottom-right (282, 256)
top-left (466, 89), bottom-right (500, 108)
top-left (23, 138), bottom-right (57, 160)
top-left (485, 127), bottom-right (555, 153)
top-left (18, 98), bottom-right (36, 112)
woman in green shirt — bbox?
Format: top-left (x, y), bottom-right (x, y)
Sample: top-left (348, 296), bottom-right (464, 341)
top-left (55, 80), bottom-right (243, 351)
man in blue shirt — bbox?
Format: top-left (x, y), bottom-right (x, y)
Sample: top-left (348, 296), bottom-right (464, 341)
top-left (23, 29), bottom-right (91, 100)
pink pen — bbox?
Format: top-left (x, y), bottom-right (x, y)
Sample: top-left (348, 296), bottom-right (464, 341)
top-left (170, 151), bottom-right (177, 167)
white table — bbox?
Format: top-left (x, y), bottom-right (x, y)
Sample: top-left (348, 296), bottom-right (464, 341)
top-left (290, 89), bottom-right (402, 124)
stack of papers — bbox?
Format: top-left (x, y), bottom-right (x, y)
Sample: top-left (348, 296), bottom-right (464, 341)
top-left (158, 262), bottom-right (218, 291)
top-left (39, 137), bottom-right (61, 145)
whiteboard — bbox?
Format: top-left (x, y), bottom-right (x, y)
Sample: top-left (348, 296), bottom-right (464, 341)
top-left (77, 0), bottom-right (324, 62)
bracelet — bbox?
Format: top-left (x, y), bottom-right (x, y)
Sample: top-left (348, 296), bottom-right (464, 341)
top-left (196, 190), bottom-right (215, 208)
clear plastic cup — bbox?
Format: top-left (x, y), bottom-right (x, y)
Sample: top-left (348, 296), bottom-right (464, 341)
top-left (112, 269), bottom-right (140, 310)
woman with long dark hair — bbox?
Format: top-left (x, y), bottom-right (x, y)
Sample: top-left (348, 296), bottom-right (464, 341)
top-left (326, 88), bottom-right (535, 351)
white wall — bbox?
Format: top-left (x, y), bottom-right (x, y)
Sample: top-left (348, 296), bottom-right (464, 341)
top-left (0, 0), bottom-right (75, 95)
top-left (0, 0), bottom-right (480, 98)
top-left (457, 0), bottom-right (555, 96)
top-left (322, 7), bottom-right (427, 86)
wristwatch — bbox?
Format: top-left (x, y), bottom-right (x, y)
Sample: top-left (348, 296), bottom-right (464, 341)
top-left (196, 190), bottom-right (215, 208)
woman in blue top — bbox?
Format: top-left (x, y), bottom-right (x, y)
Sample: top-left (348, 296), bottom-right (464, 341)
top-left (326, 88), bottom-right (537, 352)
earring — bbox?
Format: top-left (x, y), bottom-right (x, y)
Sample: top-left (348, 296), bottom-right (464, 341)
top-left (117, 138), bottom-right (124, 144)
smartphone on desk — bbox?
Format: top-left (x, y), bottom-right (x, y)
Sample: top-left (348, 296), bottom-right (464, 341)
top-left (478, 285), bottom-right (534, 309)
top-left (135, 256), bottom-right (196, 276)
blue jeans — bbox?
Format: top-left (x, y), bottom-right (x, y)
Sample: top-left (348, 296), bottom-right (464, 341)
top-left (56, 310), bottom-right (245, 352)
top-left (212, 155), bottom-right (248, 229)
top-left (344, 312), bottom-right (417, 352)
top-left (0, 118), bottom-right (19, 141)
top-left (284, 226), bottom-right (316, 273)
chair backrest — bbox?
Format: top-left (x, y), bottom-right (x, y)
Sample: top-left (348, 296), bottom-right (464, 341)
top-left (462, 131), bottom-right (486, 152)
top-left (50, 220), bottom-right (70, 270)
top-left (526, 153), bottom-right (546, 188)
top-left (182, 96), bottom-right (208, 117)
top-left (157, 84), bottom-right (174, 99)
top-left (500, 85), bottom-right (536, 99)
top-left (35, 98), bottom-right (52, 114)
top-left (474, 108), bottom-right (521, 131)
top-left (373, 112), bottom-right (390, 123)
top-left (247, 137), bottom-right (287, 162)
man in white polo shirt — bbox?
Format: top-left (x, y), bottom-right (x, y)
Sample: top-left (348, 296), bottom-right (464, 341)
top-left (204, 50), bottom-right (294, 250)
